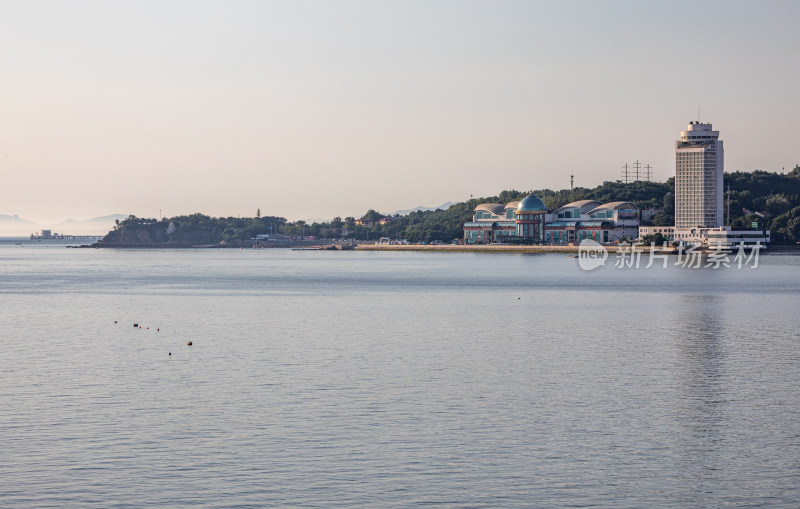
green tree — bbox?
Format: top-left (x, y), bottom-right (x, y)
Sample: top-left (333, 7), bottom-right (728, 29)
top-left (662, 191), bottom-right (675, 216)
top-left (652, 213), bottom-right (672, 226)
top-left (361, 209), bottom-right (384, 222)
top-left (639, 232), bottom-right (666, 245)
top-left (765, 194), bottom-right (791, 217)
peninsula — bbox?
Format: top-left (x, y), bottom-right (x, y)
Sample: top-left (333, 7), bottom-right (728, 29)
top-left (94, 167), bottom-right (800, 248)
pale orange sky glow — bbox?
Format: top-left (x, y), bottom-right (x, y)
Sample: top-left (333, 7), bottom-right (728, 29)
top-left (1, 0), bottom-right (799, 224)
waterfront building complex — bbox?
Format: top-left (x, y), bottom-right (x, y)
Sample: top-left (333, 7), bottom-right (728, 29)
top-left (464, 195), bottom-right (639, 245)
top-left (465, 120), bottom-right (769, 247)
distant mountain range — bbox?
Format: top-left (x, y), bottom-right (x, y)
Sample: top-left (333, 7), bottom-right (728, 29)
top-left (389, 202), bottom-right (457, 216)
top-left (0, 214), bottom-right (128, 236)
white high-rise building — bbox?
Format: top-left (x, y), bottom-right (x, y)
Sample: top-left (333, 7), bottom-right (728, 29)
top-left (639, 120), bottom-right (769, 248)
top-left (674, 121), bottom-right (724, 229)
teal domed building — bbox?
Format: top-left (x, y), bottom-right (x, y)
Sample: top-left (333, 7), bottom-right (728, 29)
top-left (515, 193), bottom-right (547, 242)
top-left (463, 193), bottom-right (549, 244)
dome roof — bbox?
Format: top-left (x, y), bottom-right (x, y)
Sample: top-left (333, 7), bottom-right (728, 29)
top-left (517, 194), bottom-right (546, 212)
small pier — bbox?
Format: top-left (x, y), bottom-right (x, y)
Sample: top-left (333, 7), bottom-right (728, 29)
top-left (30, 230), bottom-right (103, 241)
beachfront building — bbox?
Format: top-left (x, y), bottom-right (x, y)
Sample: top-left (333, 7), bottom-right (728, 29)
top-left (463, 194), bottom-right (639, 245)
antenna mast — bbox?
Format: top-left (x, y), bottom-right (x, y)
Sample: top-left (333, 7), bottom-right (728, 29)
top-left (727, 184), bottom-right (731, 227)
top-left (621, 163), bottom-right (630, 184)
top-left (633, 160), bottom-right (641, 182)
top-left (570, 173), bottom-right (574, 191)
top-left (644, 164), bottom-right (652, 182)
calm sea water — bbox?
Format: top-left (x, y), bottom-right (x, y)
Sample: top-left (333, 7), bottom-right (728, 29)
top-left (1, 240), bottom-right (799, 507)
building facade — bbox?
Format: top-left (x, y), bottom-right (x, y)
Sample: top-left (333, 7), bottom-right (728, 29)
top-left (675, 121), bottom-right (724, 229)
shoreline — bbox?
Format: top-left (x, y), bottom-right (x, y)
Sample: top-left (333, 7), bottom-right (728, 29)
top-left (354, 244), bottom-right (632, 254)
top-left (83, 242), bottom-right (664, 253)
top-left (59, 241), bottom-right (799, 254)
top-left (356, 243), bottom-right (798, 254)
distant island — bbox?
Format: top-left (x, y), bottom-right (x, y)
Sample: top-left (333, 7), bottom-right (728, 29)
top-left (97, 168), bottom-right (800, 247)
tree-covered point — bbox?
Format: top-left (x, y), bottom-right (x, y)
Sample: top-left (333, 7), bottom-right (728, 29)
top-left (101, 213), bottom-right (287, 245)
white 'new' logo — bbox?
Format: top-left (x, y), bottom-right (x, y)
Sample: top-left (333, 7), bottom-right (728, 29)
top-left (578, 239), bottom-right (608, 271)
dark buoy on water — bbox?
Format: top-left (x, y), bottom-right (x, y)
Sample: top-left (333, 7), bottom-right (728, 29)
top-left (169, 352), bottom-right (172, 356)
top-left (133, 323), bottom-right (138, 328)
top-left (187, 341), bottom-right (193, 346)
top-left (114, 321), bottom-right (118, 324)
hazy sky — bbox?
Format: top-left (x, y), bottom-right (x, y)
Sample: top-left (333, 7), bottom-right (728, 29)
top-left (2, 0), bottom-right (799, 223)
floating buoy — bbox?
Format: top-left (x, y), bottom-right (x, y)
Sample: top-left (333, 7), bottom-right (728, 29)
top-left (133, 323), bottom-right (138, 328)
top-left (114, 321), bottom-right (118, 324)
top-left (169, 352), bottom-right (172, 356)
top-left (157, 328), bottom-right (159, 332)
top-left (147, 327), bottom-right (149, 330)
top-left (187, 341), bottom-right (193, 346)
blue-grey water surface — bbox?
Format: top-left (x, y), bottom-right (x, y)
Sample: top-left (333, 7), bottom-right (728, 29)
top-left (1, 240), bottom-right (799, 507)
